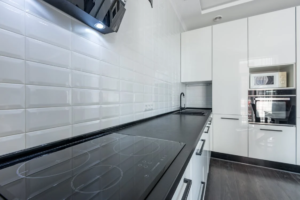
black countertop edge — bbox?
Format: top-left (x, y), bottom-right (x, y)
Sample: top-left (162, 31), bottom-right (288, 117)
top-left (165, 112), bottom-right (212, 200)
top-left (185, 107), bottom-right (212, 110)
top-left (0, 110), bottom-right (180, 169)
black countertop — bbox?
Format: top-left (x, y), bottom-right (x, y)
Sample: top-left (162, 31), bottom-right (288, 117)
top-left (0, 109), bottom-right (211, 200)
top-left (118, 109), bottom-right (212, 200)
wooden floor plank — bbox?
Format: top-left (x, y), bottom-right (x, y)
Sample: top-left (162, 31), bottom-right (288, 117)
top-left (205, 159), bottom-right (300, 200)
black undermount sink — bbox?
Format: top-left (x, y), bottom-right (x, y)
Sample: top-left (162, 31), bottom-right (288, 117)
top-left (174, 109), bottom-right (206, 116)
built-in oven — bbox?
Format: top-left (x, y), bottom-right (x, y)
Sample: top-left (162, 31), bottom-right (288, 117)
top-left (248, 89), bottom-right (296, 126)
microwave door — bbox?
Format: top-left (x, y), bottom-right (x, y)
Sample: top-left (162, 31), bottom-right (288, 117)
top-left (254, 98), bottom-right (290, 123)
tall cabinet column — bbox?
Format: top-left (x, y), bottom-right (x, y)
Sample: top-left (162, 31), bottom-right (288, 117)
top-left (212, 18), bottom-right (249, 156)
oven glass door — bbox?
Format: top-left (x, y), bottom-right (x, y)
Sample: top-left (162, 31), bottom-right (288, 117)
top-left (250, 97), bottom-right (296, 125)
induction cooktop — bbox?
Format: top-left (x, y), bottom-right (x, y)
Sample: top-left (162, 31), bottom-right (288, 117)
top-left (0, 133), bottom-right (184, 200)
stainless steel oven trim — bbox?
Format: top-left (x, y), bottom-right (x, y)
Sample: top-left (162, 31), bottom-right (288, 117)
top-left (248, 122), bottom-right (296, 127)
top-left (255, 98), bottom-right (290, 100)
top-left (248, 95), bottom-right (296, 97)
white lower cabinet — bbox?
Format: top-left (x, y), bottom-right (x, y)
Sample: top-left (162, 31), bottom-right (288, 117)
top-left (298, 118), bottom-right (300, 165)
top-left (249, 124), bottom-right (296, 165)
top-left (213, 114), bottom-right (248, 157)
top-left (173, 126), bottom-right (211, 200)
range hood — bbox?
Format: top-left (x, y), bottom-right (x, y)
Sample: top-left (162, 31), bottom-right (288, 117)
top-left (43, 0), bottom-right (126, 34)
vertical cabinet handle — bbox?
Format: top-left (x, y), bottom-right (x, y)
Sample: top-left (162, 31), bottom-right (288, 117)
top-left (181, 178), bottom-right (192, 200)
top-left (200, 182), bottom-right (206, 200)
top-left (196, 139), bottom-right (206, 156)
top-left (204, 126), bottom-right (210, 133)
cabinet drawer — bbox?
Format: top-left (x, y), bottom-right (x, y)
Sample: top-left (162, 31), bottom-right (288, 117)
top-left (249, 125), bottom-right (296, 164)
top-left (172, 162), bottom-right (191, 200)
top-left (213, 114), bottom-right (248, 157)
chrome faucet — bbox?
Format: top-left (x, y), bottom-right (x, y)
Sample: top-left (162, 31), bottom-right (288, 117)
top-left (180, 92), bottom-right (185, 111)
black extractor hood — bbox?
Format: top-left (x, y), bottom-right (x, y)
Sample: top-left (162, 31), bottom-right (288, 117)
top-left (43, 0), bottom-right (126, 34)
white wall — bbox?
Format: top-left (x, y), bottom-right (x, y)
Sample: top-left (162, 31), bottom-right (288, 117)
top-left (185, 84), bottom-right (212, 108)
top-left (0, 0), bottom-right (184, 155)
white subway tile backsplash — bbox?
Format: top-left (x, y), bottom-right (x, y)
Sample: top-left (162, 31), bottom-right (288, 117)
top-left (120, 81), bottom-right (133, 92)
top-left (0, 29), bottom-right (25, 59)
top-left (120, 115), bottom-right (134, 124)
top-left (26, 126), bottom-right (71, 148)
top-left (0, 134), bottom-right (25, 155)
top-left (72, 52), bottom-right (100, 75)
top-left (73, 105), bottom-right (100, 124)
top-left (26, 38), bottom-right (71, 68)
top-left (72, 89), bottom-right (99, 106)
top-left (26, 14), bottom-right (71, 49)
top-left (134, 83), bottom-right (144, 93)
top-left (0, 83), bottom-right (25, 109)
top-left (71, 33), bottom-right (100, 59)
top-left (120, 104), bottom-right (133, 116)
top-left (101, 77), bottom-right (119, 91)
top-left (26, 61), bottom-right (71, 87)
top-left (100, 62), bottom-right (119, 78)
top-left (0, 0), bottom-right (184, 156)
top-left (101, 105), bottom-right (119, 119)
top-left (0, 1), bottom-right (24, 34)
top-left (120, 68), bottom-right (135, 81)
top-left (73, 120), bottom-right (101, 137)
top-left (120, 92), bottom-right (134, 103)
top-left (26, 107), bottom-right (71, 132)
top-left (0, 56), bottom-right (25, 84)
top-left (102, 91), bottom-right (119, 104)
top-left (101, 47), bottom-right (119, 66)
top-left (0, 109), bottom-right (25, 137)
top-left (26, 85), bottom-right (71, 108)
top-left (134, 94), bottom-right (144, 103)
top-left (72, 71), bottom-right (100, 89)
top-left (101, 117), bottom-right (119, 129)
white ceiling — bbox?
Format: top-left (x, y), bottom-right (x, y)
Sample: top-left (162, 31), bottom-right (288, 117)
top-left (169, 0), bottom-right (300, 31)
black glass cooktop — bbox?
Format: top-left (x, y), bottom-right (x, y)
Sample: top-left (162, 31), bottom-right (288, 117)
top-left (0, 133), bottom-right (184, 200)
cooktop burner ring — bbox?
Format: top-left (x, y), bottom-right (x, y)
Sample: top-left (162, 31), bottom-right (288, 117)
top-left (16, 151), bottom-right (91, 179)
top-left (71, 165), bottom-right (123, 194)
top-left (113, 141), bottom-right (160, 156)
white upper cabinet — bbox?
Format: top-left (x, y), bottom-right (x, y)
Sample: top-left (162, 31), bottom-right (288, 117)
top-left (213, 19), bottom-right (249, 116)
top-left (249, 8), bottom-right (296, 67)
top-left (181, 26), bottom-right (212, 83)
top-left (297, 6), bottom-right (300, 116)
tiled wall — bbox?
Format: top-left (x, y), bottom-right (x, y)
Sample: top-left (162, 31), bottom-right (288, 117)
top-left (0, 0), bottom-right (184, 155)
top-left (185, 84), bottom-right (212, 108)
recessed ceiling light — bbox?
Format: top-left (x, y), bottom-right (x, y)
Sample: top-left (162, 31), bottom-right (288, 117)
top-left (95, 23), bottom-right (105, 29)
top-left (213, 16), bottom-right (223, 22)
top-left (200, 0), bottom-right (253, 14)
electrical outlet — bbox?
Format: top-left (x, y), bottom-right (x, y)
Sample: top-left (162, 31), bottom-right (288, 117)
top-left (144, 103), bottom-right (154, 112)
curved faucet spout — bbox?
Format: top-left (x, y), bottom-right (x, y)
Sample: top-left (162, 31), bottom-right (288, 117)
top-left (180, 92), bottom-right (185, 111)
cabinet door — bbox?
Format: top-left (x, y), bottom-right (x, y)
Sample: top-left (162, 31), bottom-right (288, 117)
top-left (297, 7), bottom-right (300, 117)
top-left (297, 118), bottom-right (300, 165)
top-left (213, 19), bottom-right (248, 116)
top-left (172, 162), bottom-right (192, 200)
top-left (213, 114), bottom-right (248, 157)
top-left (249, 124), bottom-right (296, 164)
top-left (181, 27), bottom-right (212, 82)
top-left (249, 8), bottom-right (296, 67)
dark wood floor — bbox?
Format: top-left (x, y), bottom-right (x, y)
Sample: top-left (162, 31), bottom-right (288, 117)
top-left (205, 158), bottom-right (300, 200)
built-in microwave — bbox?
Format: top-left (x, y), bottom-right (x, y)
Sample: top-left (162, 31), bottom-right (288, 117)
top-left (248, 89), bottom-right (296, 126)
top-left (250, 72), bottom-right (287, 89)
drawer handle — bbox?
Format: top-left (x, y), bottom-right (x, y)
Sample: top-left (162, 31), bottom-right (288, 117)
top-left (204, 126), bottom-right (210, 133)
top-left (200, 181), bottom-right (206, 200)
top-left (260, 129), bottom-right (282, 132)
top-left (196, 139), bottom-right (206, 156)
top-left (221, 117), bottom-right (239, 120)
top-left (181, 178), bottom-right (192, 200)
